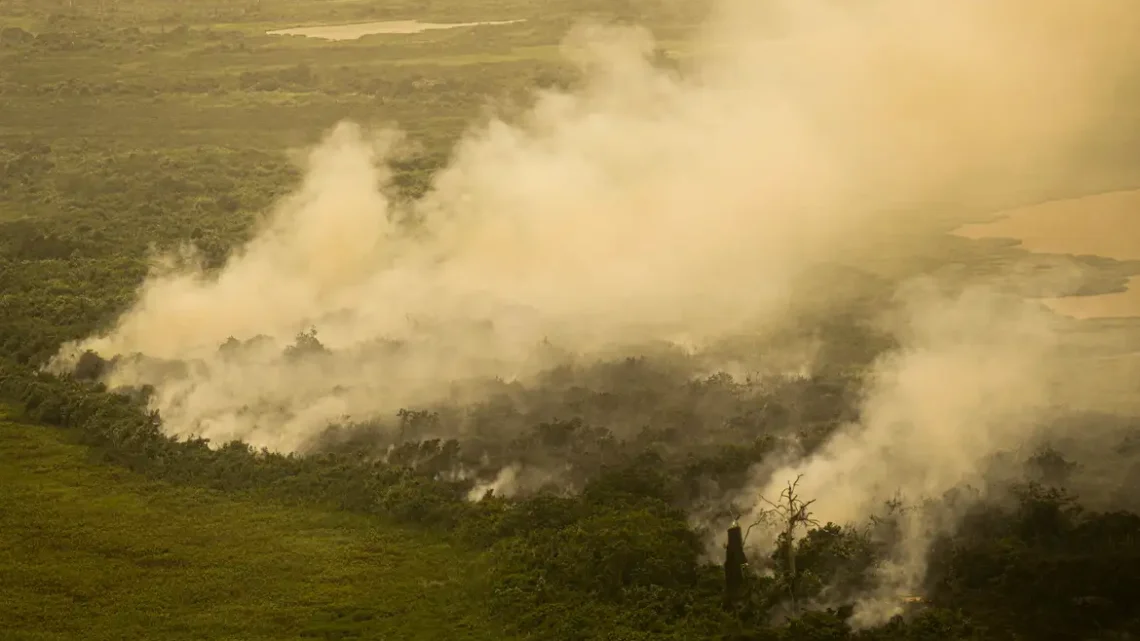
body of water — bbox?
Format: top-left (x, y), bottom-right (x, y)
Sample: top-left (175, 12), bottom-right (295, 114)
top-left (267, 19), bottom-right (523, 40)
top-left (954, 189), bottom-right (1140, 319)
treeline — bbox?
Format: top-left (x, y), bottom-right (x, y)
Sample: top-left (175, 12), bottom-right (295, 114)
top-left (0, 24), bottom-right (243, 52)
top-left (0, 61), bottom-right (579, 99)
top-left (3, 357), bottom-right (1138, 640)
top-left (0, 35), bottom-right (580, 100)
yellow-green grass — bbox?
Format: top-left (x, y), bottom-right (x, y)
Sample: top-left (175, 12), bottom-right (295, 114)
top-left (0, 407), bottom-right (517, 641)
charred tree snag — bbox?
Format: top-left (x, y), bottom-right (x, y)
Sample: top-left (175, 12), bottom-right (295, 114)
top-left (724, 519), bottom-right (748, 604)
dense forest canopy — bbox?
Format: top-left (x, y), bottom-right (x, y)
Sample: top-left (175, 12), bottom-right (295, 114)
top-left (3, 0), bottom-right (1140, 639)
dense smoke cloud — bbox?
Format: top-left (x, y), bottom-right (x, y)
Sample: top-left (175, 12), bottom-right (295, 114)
top-left (54, 0), bottom-right (1138, 451)
top-left (50, 1), bottom-right (1139, 613)
top-left (46, 0), bottom-right (1140, 622)
top-left (748, 282), bottom-right (1059, 524)
top-left (736, 280), bottom-right (1063, 623)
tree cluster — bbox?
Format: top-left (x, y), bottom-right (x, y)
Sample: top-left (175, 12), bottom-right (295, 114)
top-left (3, 354), bottom-right (1139, 640)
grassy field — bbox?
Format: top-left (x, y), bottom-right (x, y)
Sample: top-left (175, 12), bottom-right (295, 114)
top-left (0, 406), bottom-right (515, 641)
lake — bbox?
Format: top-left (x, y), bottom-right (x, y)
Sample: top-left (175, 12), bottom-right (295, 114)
top-left (267, 19), bottom-right (523, 40)
top-left (954, 189), bottom-right (1140, 319)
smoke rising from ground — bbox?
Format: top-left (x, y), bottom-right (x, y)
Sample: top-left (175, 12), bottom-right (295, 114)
top-left (748, 283), bottom-right (1059, 525)
top-left (55, 0), bottom-right (1138, 448)
top-left (736, 281), bottom-right (1063, 623)
top-left (50, 0), bottom-right (1140, 617)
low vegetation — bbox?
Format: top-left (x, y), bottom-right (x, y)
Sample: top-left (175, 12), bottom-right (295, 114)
top-left (4, 357), bottom-right (1140, 640)
top-left (0, 406), bottom-right (517, 641)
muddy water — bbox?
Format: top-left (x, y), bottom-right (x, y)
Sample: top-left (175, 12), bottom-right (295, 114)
top-left (955, 189), bottom-right (1140, 319)
top-left (267, 19), bottom-right (522, 40)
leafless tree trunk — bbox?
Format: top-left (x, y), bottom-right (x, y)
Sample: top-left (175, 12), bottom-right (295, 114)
top-left (748, 474), bottom-right (819, 615)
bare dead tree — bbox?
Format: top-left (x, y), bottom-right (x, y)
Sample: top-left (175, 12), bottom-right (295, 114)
top-left (747, 474), bottom-right (819, 614)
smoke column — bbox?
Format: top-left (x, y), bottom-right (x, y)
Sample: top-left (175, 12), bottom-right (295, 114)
top-left (736, 280), bottom-right (1064, 623)
top-left (53, 0), bottom-right (1139, 459)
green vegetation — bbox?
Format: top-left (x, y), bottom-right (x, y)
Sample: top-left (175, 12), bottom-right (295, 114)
top-left (4, 359), bottom-right (1140, 640)
top-left (0, 406), bottom-right (516, 641)
top-left (0, 0), bottom-right (702, 364)
top-left (3, 0), bottom-right (1140, 639)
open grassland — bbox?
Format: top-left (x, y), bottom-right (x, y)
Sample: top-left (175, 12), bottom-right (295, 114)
top-left (0, 406), bottom-right (514, 641)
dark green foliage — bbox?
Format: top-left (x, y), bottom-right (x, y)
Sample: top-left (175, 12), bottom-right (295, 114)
top-left (924, 484), bottom-right (1140, 641)
top-left (7, 355), bottom-right (1140, 639)
top-left (791, 523), bottom-right (878, 599)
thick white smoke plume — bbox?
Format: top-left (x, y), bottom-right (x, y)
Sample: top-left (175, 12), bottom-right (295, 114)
top-left (736, 280), bottom-right (1064, 623)
top-left (54, 1), bottom-right (1137, 452)
top-left (48, 0), bottom-right (1140, 623)
top-left (750, 282), bottom-right (1059, 524)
